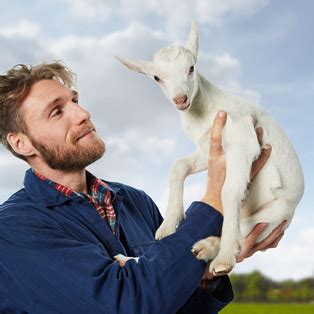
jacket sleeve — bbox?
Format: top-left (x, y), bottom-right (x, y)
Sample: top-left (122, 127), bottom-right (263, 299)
top-left (177, 277), bottom-right (233, 314)
top-left (142, 192), bottom-right (234, 314)
top-left (0, 201), bottom-right (232, 314)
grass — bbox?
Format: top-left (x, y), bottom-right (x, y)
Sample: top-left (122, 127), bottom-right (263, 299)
top-left (220, 303), bottom-right (314, 314)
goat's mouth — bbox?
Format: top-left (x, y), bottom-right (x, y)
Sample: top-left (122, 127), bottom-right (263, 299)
top-left (176, 102), bottom-right (190, 111)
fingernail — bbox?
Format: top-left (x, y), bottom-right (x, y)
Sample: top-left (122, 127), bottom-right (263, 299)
top-left (258, 223), bottom-right (268, 229)
top-left (264, 144), bottom-right (271, 150)
top-left (218, 110), bottom-right (226, 117)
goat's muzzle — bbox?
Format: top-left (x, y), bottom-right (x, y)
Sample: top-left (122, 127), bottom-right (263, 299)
top-left (173, 94), bottom-right (190, 110)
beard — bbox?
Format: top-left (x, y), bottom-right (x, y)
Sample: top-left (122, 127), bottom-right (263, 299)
top-left (28, 124), bottom-right (105, 171)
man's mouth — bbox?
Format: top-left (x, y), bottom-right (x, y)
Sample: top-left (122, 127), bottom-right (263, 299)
top-left (77, 128), bottom-right (95, 140)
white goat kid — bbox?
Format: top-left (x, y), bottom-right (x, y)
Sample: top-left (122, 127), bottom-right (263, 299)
top-left (116, 21), bottom-right (304, 275)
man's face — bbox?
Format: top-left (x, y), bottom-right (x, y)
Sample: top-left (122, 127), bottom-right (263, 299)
top-left (21, 79), bottom-right (105, 171)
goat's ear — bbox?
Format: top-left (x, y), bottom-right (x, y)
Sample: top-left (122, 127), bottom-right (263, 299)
top-left (115, 56), bottom-right (154, 75)
top-left (184, 20), bottom-right (199, 59)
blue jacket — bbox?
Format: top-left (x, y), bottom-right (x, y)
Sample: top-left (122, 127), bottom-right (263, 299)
top-left (0, 169), bottom-right (233, 313)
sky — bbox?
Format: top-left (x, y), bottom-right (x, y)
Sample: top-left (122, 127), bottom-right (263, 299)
top-left (0, 0), bottom-right (313, 281)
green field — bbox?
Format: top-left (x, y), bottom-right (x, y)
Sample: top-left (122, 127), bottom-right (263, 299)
top-left (220, 303), bottom-right (314, 314)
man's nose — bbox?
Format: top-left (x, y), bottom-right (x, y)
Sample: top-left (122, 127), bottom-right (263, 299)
top-left (173, 94), bottom-right (188, 105)
top-left (74, 104), bottom-right (91, 124)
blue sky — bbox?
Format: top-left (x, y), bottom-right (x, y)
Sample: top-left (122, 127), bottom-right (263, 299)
top-left (0, 0), bottom-right (313, 280)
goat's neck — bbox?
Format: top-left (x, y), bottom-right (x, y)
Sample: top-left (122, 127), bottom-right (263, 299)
top-left (181, 73), bottom-right (220, 120)
top-left (179, 73), bottom-right (221, 143)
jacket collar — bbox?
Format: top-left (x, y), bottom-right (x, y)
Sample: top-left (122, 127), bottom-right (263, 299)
top-left (23, 168), bottom-right (122, 208)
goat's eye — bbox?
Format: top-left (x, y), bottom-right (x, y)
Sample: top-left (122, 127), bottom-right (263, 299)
top-left (154, 75), bottom-right (160, 82)
top-left (189, 66), bottom-right (194, 74)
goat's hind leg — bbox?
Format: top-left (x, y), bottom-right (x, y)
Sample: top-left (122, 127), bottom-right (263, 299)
top-left (192, 236), bottom-right (220, 261)
top-left (240, 198), bottom-right (292, 243)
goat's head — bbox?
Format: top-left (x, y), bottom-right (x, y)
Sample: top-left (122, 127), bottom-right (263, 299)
top-left (116, 21), bottom-right (199, 111)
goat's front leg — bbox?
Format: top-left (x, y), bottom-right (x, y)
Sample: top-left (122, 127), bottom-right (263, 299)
top-left (114, 254), bottom-right (139, 267)
top-left (155, 150), bottom-right (207, 240)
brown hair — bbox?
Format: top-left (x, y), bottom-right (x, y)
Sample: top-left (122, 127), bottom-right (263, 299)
top-left (0, 61), bottom-right (76, 161)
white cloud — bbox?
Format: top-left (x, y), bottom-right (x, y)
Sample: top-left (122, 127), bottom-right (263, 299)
top-left (199, 52), bottom-right (261, 103)
top-left (63, 0), bottom-right (270, 37)
top-left (63, 0), bottom-right (113, 19)
top-left (0, 20), bottom-right (40, 39)
top-left (46, 22), bottom-right (166, 60)
top-left (107, 129), bottom-right (176, 157)
top-left (300, 228), bottom-right (314, 245)
top-left (196, 0), bottom-right (270, 26)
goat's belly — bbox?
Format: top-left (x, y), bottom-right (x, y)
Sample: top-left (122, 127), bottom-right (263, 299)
top-left (240, 157), bottom-right (303, 221)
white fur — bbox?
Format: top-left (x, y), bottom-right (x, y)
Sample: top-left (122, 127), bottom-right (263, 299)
top-left (116, 21), bottom-right (304, 275)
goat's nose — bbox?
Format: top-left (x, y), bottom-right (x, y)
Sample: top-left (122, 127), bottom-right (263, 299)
top-left (173, 95), bottom-right (188, 105)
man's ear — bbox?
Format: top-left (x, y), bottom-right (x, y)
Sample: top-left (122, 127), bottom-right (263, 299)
top-left (115, 56), bottom-right (154, 75)
top-left (6, 132), bottom-right (36, 158)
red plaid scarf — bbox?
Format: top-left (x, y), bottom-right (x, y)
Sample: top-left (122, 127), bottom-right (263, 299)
top-left (33, 170), bottom-right (116, 234)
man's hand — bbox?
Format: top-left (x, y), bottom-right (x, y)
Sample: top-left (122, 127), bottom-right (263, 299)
top-left (200, 111), bottom-right (227, 214)
top-left (236, 220), bottom-right (287, 262)
top-left (201, 111), bottom-right (272, 215)
top-left (199, 221), bottom-right (287, 288)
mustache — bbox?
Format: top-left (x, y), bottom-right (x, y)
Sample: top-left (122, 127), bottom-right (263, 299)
top-left (73, 122), bottom-right (96, 142)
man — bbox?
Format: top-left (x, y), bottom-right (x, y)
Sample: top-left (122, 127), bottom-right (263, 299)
top-left (0, 62), bottom-right (284, 313)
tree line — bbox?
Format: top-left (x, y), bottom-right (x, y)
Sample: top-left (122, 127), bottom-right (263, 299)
top-left (230, 271), bottom-right (314, 303)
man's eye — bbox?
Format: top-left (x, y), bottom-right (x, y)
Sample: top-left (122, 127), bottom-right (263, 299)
top-left (189, 66), bottom-right (194, 74)
top-left (154, 75), bottom-right (160, 82)
top-left (51, 109), bottom-right (63, 117)
top-left (73, 98), bottom-right (79, 104)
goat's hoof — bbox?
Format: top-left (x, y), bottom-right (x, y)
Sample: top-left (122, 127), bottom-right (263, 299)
top-left (212, 265), bottom-right (233, 276)
top-left (210, 256), bottom-right (235, 276)
top-left (114, 254), bottom-right (139, 267)
top-left (114, 254), bottom-right (128, 267)
top-left (155, 222), bottom-right (177, 240)
top-left (192, 237), bottom-right (220, 261)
